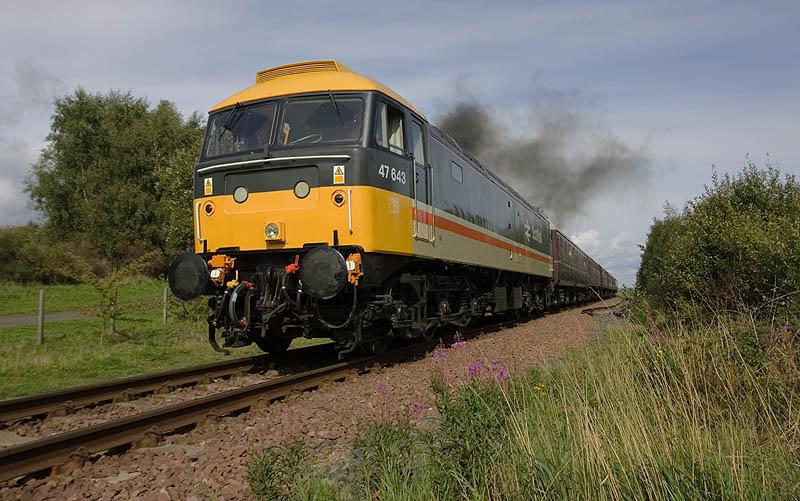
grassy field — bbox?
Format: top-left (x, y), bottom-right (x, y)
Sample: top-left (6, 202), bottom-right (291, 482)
top-left (0, 277), bottom-right (167, 316)
top-left (248, 316), bottom-right (800, 500)
top-left (0, 278), bottom-right (322, 399)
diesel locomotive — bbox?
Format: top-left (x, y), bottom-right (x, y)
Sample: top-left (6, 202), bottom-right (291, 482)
top-left (168, 60), bottom-right (617, 357)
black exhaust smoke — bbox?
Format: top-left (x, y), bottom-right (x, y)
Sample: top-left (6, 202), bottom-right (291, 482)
top-left (436, 86), bottom-right (650, 226)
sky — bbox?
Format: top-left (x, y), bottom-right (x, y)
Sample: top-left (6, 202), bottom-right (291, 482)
top-left (0, 0), bottom-right (798, 286)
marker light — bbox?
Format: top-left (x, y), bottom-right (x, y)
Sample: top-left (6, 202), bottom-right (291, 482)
top-left (294, 181), bottom-right (310, 199)
top-left (233, 186), bottom-right (248, 203)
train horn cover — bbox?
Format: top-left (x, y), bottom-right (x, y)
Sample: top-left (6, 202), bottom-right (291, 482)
top-left (168, 253), bottom-right (210, 301)
top-left (300, 246), bottom-right (348, 300)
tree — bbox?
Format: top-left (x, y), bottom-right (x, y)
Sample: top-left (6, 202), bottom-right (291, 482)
top-left (26, 89), bottom-right (204, 264)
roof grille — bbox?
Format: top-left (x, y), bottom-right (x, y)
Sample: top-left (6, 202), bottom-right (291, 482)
top-left (256, 60), bottom-right (340, 84)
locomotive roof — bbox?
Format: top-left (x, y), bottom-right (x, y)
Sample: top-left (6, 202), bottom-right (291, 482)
top-left (211, 61), bottom-right (546, 221)
top-left (210, 60), bottom-right (425, 118)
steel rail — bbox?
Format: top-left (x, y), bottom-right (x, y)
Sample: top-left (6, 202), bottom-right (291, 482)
top-left (0, 307), bottom-right (600, 483)
top-left (0, 344), bottom-right (421, 483)
top-left (0, 342), bottom-right (333, 423)
top-left (581, 299), bottom-right (626, 316)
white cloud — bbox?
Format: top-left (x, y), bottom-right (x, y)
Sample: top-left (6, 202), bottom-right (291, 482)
top-left (0, 0), bottom-right (795, 284)
top-left (570, 230), bottom-right (602, 254)
top-left (570, 229), bottom-right (641, 287)
top-left (0, 138), bottom-right (38, 226)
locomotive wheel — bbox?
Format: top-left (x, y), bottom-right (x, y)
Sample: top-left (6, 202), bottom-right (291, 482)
top-left (255, 334), bottom-right (292, 356)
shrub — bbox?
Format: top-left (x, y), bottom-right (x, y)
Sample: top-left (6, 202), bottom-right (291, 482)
top-left (0, 224), bottom-right (108, 283)
top-left (637, 161), bottom-right (800, 321)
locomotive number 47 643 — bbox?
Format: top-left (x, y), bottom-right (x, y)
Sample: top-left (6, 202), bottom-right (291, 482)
top-left (378, 164), bottom-right (407, 185)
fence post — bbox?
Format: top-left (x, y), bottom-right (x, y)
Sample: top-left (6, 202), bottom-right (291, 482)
top-left (37, 289), bottom-right (45, 345)
top-left (162, 287), bottom-right (168, 325)
top-left (109, 289), bottom-right (117, 337)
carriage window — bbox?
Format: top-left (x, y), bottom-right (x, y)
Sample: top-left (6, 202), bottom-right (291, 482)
top-left (375, 101), bottom-right (405, 155)
top-left (450, 161), bottom-right (463, 184)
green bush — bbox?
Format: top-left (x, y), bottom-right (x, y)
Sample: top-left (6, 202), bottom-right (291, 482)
top-left (0, 224), bottom-right (109, 283)
top-left (637, 161), bottom-right (800, 320)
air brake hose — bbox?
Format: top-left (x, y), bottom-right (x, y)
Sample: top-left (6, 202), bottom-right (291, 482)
top-left (316, 286), bottom-right (358, 330)
top-left (228, 282), bottom-right (254, 329)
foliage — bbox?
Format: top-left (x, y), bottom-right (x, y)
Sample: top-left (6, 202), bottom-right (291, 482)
top-left (0, 224), bottom-right (121, 283)
top-left (54, 249), bottom-right (159, 339)
top-left (637, 161), bottom-right (800, 319)
top-left (25, 89), bottom-right (204, 264)
top-left (0, 224), bottom-right (58, 282)
top-left (279, 319), bottom-right (799, 500)
top-left (350, 417), bottom-right (423, 498)
top-left (247, 440), bottom-right (308, 501)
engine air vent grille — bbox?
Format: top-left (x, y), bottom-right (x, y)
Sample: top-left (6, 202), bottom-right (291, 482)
top-left (256, 60), bottom-right (340, 84)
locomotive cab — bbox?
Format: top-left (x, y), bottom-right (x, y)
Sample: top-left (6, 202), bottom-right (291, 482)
top-left (170, 62), bottom-right (434, 356)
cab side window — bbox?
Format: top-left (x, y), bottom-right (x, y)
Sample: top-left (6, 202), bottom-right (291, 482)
top-left (375, 101), bottom-right (405, 155)
top-left (410, 121), bottom-right (426, 165)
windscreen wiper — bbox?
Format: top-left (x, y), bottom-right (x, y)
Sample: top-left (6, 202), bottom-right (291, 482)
top-left (218, 102), bottom-right (245, 140)
top-left (328, 91), bottom-right (345, 126)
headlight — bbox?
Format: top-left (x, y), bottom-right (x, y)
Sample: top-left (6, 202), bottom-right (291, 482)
top-left (233, 186), bottom-right (248, 203)
top-left (265, 223), bottom-right (280, 239)
top-left (294, 180), bottom-right (310, 199)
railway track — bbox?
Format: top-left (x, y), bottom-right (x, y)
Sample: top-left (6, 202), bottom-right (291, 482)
top-left (0, 308), bottom-right (587, 484)
top-left (0, 338), bottom-right (443, 483)
top-left (581, 298), bottom-right (626, 316)
top-left (0, 342), bottom-right (334, 424)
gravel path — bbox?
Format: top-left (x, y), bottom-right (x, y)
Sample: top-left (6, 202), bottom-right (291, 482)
top-left (0, 311), bottom-right (86, 327)
top-left (1, 300), bottom-right (615, 500)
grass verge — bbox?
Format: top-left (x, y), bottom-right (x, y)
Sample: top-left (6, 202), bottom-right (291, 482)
top-left (0, 276), bottom-right (166, 316)
top-left (248, 318), bottom-right (800, 500)
top-left (0, 278), bottom-right (327, 398)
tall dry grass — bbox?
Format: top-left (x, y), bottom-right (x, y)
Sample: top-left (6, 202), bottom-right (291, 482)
top-left (258, 314), bottom-right (800, 500)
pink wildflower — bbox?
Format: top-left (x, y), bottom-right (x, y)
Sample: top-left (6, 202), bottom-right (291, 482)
top-left (468, 360), bottom-right (485, 380)
top-left (451, 331), bottom-right (466, 349)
